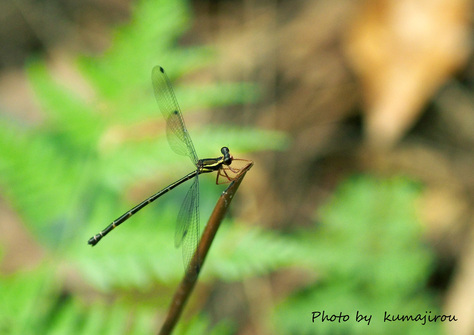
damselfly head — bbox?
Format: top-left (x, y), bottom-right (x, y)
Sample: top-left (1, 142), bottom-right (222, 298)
top-left (221, 147), bottom-right (233, 165)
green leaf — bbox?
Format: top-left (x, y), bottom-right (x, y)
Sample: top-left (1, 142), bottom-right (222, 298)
top-left (274, 175), bottom-right (440, 335)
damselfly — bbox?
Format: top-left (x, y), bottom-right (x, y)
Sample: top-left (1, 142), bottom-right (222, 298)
top-left (88, 66), bottom-right (251, 272)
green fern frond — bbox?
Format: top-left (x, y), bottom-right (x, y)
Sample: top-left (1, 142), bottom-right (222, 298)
top-left (0, 0), bottom-right (290, 332)
top-left (273, 175), bottom-right (440, 335)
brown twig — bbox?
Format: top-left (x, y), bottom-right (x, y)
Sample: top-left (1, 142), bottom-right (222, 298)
top-left (158, 161), bottom-right (254, 335)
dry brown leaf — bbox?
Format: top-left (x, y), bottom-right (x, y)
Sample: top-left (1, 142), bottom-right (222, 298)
top-left (443, 227), bottom-right (474, 335)
top-left (345, 0), bottom-right (471, 149)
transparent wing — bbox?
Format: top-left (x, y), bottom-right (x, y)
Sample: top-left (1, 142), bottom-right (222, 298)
top-left (175, 176), bottom-right (200, 271)
top-left (152, 66), bottom-right (199, 165)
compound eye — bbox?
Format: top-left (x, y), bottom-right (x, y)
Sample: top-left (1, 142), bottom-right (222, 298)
top-left (221, 147), bottom-right (232, 165)
top-left (221, 147), bottom-right (229, 155)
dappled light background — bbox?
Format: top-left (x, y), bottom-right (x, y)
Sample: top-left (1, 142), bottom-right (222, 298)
top-left (0, 0), bottom-right (472, 334)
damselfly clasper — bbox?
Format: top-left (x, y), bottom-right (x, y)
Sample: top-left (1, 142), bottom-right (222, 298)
top-left (88, 66), bottom-right (252, 273)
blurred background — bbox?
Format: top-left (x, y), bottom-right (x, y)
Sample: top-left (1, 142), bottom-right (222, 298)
top-left (0, 0), bottom-right (472, 334)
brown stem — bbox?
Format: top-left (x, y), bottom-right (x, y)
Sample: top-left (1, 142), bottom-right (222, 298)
top-left (158, 161), bottom-right (253, 335)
